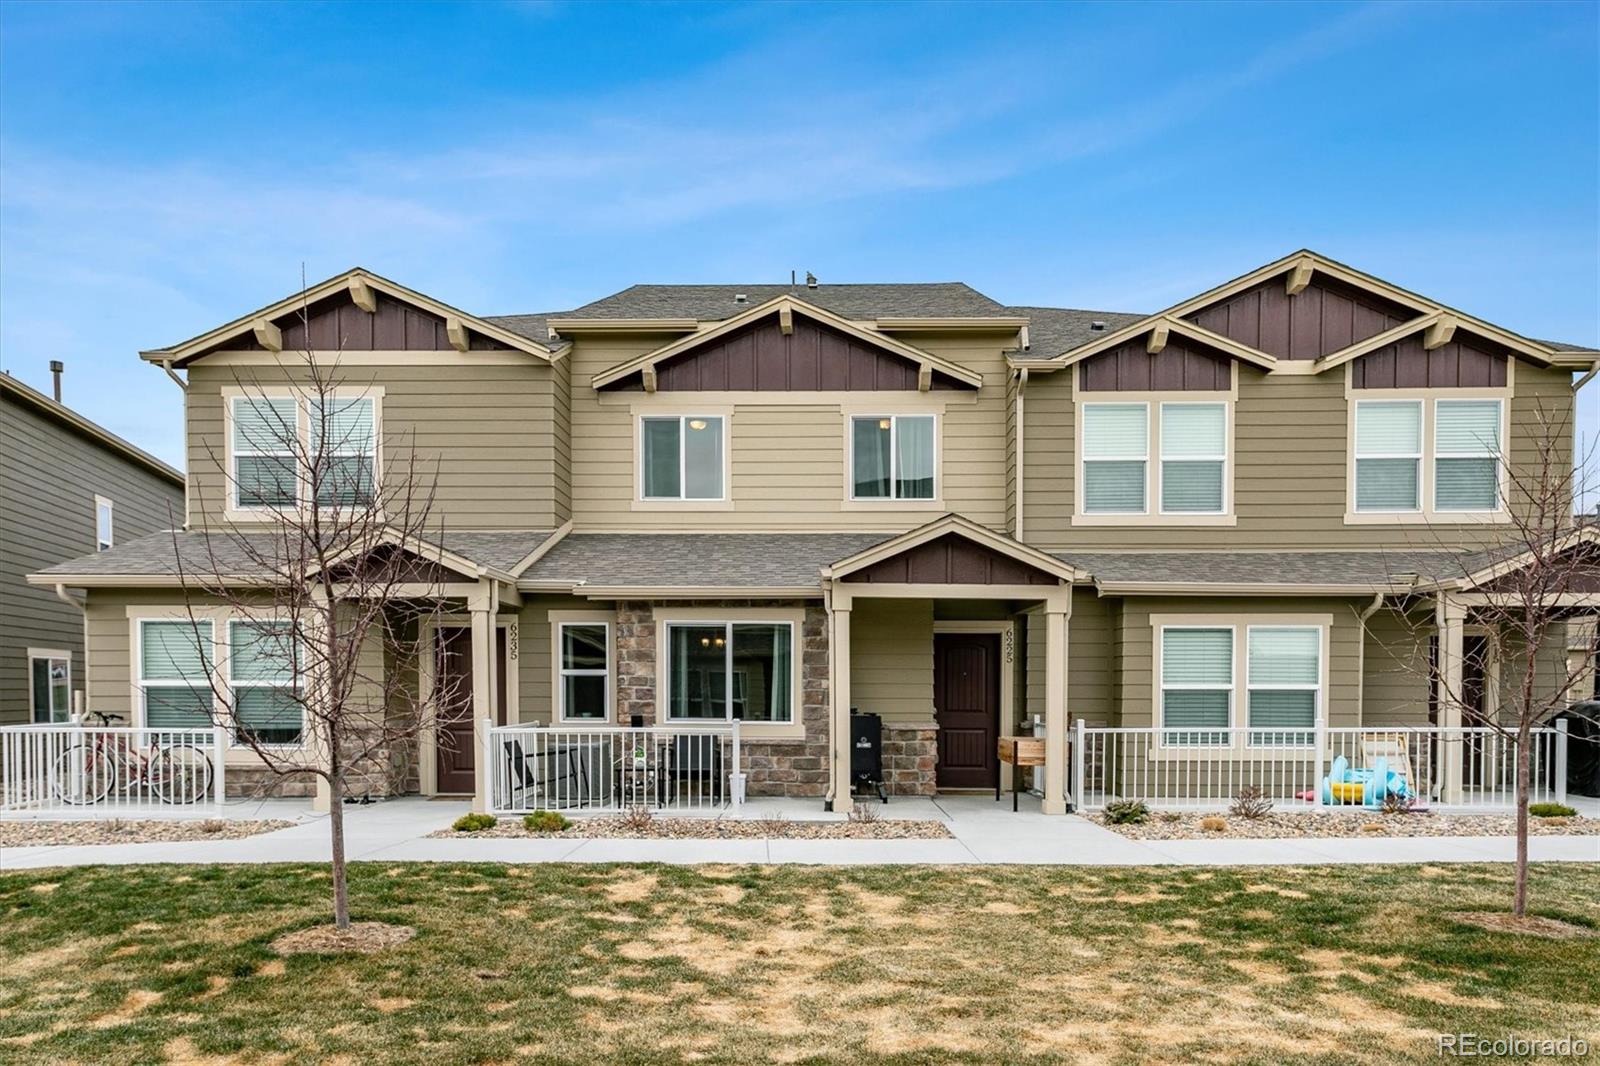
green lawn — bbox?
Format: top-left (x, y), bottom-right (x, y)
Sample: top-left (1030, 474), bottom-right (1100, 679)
top-left (2, 862), bottom-right (1597, 1065)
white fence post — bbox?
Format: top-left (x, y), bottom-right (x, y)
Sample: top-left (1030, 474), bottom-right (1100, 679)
top-left (1072, 718), bottom-right (1085, 812)
top-left (212, 726), bottom-right (228, 816)
top-left (729, 719), bottom-right (745, 806)
top-left (1554, 719), bottom-right (1568, 807)
top-left (481, 718), bottom-right (496, 815)
top-left (1311, 714), bottom-right (1326, 811)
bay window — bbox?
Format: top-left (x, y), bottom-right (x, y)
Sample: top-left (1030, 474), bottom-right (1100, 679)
top-left (641, 415), bottom-right (724, 500)
top-left (850, 415), bottom-right (935, 500)
top-left (665, 621), bottom-right (793, 724)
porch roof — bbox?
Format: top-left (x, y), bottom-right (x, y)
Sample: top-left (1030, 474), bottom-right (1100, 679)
top-left (1054, 549), bottom-right (1473, 593)
top-left (518, 532), bottom-right (895, 593)
top-left (28, 528), bottom-right (557, 587)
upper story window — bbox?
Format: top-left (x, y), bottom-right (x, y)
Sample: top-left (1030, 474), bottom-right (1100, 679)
top-left (640, 415), bottom-right (724, 501)
top-left (850, 415), bottom-right (935, 500)
top-left (1081, 401), bottom-right (1230, 518)
top-left (94, 495), bottom-right (114, 551)
top-left (231, 393), bottom-right (380, 512)
top-left (1352, 397), bottom-right (1503, 518)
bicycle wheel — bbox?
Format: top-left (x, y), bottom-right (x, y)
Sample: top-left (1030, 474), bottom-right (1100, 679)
top-left (52, 744), bottom-right (115, 805)
top-left (150, 745), bottom-right (214, 805)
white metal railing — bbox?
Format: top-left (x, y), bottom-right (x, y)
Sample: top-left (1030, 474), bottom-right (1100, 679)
top-left (1071, 719), bottom-right (1568, 812)
top-left (1, 722), bottom-right (227, 817)
top-left (486, 721), bottom-right (745, 814)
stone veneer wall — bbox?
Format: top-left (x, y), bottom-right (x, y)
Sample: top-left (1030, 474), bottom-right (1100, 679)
top-left (881, 724), bottom-right (938, 797)
top-left (615, 600), bottom-right (830, 798)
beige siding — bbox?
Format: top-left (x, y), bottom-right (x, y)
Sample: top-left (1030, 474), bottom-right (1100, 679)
top-left (514, 594), bottom-right (601, 725)
top-left (1362, 606), bottom-right (1433, 726)
top-left (567, 333), bottom-right (1012, 531)
top-left (1023, 588), bottom-right (1115, 729)
top-left (1021, 362), bottom-right (1577, 550)
top-left (186, 360), bottom-right (566, 531)
top-left (850, 598), bottom-right (934, 725)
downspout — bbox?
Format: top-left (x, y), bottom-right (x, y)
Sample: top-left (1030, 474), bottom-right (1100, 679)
top-left (55, 583), bottom-right (87, 718)
top-left (1573, 359), bottom-right (1599, 394)
top-left (160, 360), bottom-right (191, 530)
top-left (1014, 367), bottom-right (1028, 541)
top-left (1355, 591), bottom-right (1385, 725)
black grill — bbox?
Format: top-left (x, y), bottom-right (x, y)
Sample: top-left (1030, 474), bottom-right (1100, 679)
top-left (850, 710), bottom-right (888, 803)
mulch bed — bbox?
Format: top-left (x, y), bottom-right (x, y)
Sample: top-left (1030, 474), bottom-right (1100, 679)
top-left (271, 922), bottom-right (417, 955)
top-left (0, 818), bottom-right (295, 847)
top-left (1445, 911), bottom-right (1596, 939)
top-left (1094, 811), bottom-right (1599, 840)
top-left (430, 815), bottom-right (953, 840)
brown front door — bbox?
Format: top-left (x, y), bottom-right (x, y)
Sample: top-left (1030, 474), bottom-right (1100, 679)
top-left (434, 626), bottom-right (508, 794)
top-left (933, 633), bottom-right (1000, 790)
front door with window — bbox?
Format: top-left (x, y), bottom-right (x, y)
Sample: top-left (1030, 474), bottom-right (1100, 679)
top-left (933, 633), bottom-right (1000, 790)
top-left (434, 627), bottom-right (507, 794)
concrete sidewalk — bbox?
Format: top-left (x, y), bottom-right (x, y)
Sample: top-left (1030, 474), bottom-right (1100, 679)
top-left (3, 794), bottom-right (1596, 869)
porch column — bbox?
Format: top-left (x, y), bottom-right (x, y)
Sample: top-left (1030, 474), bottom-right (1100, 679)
top-left (1042, 591), bottom-right (1071, 815)
top-left (830, 595), bottom-right (854, 815)
top-left (469, 579), bottom-right (499, 814)
top-left (1435, 593), bottom-right (1466, 805)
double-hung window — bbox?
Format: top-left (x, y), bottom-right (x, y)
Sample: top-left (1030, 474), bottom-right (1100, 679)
top-left (139, 620), bottom-right (215, 731)
top-left (309, 396), bottom-right (377, 508)
top-left (1246, 626), bottom-right (1320, 747)
top-left (228, 620), bottom-right (303, 745)
top-left (850, 415), bottom-right (935, 500)
top-left (1082, 404), bottom-right (1149, 513)
top-left (1159, 627), bottom-right (1233, 745)
top-left (557, 622), bottom-right (610, 721)
top-left (641, 416), bottom-right (724, 500)
top-left (665, 621), bottom-right (793, 723)
top-left (1353, 400), bottom-right (1423, 512)
top-left (95, 495), bottom-right (114, 552)
top-left (232, 397), bottom-right (300, 509)
top-left (29, 651), bottom-right (71, 724)
top-left (1159, 403), bottom-right (1226, 514)
top-left (1434, 399), bottom-right (1501, 512)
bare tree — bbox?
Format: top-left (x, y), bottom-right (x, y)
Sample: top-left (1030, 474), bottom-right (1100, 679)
top-left (164, 294), bottom-right (463, 931)
top-left (1374, 403), bottom-right (1598, 918)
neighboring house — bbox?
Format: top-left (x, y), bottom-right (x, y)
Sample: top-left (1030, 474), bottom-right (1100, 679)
top-left (2, 372), bottom-right (184, 724)
top-left (26, 250), bottom-right (1600, 810)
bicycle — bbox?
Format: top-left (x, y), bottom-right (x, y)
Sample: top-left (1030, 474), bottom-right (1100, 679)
top-left (51, 711), bottom-right (215, 805)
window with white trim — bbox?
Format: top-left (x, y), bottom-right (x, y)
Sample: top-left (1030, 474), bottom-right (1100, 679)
top-left (1353, 400), bottom-right (1422, 512)
top-left (641, 416), bottom-right (724, 500)
top-left (95, 495), bottom-right (114, 551)
top-left (29, 651), bottom-right (70, 723)
top-left (1082, 403), bottom-right (1149, 514)
top-left (139, 620), bottom-right (215, 730)
top-left (1434, 399), bottom-right (1501, 512)
top-left (1246, 626), bottom-right (1320, 746)
top-left (232, 396), bottom-right (300, 509)
top-left (850, 415), bottom-right (935, 500)
top-left (228, 620), bottom-right (303, 745)
top-left (557, 622), bottom-right (610, 721)
top-left (309, 396), bottom-right (376, 508)
top-left (1159, 627), bottom-right (1232, 745)
top-left (665, 621), bottom-right (792, 723)
top-left (1159, 403), bottom-right (1227, 514)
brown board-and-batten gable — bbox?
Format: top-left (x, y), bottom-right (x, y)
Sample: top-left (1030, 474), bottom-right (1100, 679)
top-left (841, 533), bottom-right (1060, 585)
top-left (605, 311), bottom-right (968, 392)
top-left (1078, 334), bottom-right (1233, 392)
top-left (1350, 329), bottom-right (1509, 389)
top-left (1183, 274), bottom-right (1415, 363)
top-left (198, 289), bottom-right (513, 357)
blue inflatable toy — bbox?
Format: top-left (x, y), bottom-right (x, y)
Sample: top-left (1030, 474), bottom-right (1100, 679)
top-left (1321, 754), bottom-right (1410, 807)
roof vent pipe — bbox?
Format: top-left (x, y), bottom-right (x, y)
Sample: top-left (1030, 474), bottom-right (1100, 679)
top-left (49, 360), bottom-right (64, 402)
top-left (806, 272), bottom-right (817, 289)
top-left (734, 293), bottom-right (747, 304)
top-left (1090, 321), bottom-right (1106, 332)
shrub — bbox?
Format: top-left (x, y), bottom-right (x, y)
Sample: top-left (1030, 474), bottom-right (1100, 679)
top-left (848, 801), bottom-right (882, 824)
top-left (760, 810), bottom-right (793, 835)
top-left (1379, 790), bottom-right (1417, 816)
top-left (1103, 800), bottom-right (1150, 825)
top-left (1158, 811), bottom-right (1181, 824)
top-left (1229, 786), bottom-right (1273, 821)
top-left (620, 806), bottom-right (655, 832)
top-left (452, 813), bottom-right (498, 833)
top-left (1529, 802), bottom-right (1578, 819)
top-left (1199, 815), bottom-right (1227, 833)
top-left (198, 818), bottom-right (228, 835)
top-left (523, 810), bottom-right (571, 833)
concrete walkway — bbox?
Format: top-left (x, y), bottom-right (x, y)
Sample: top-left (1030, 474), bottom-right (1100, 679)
top-left (3, 794), bottom-right (1596, 869)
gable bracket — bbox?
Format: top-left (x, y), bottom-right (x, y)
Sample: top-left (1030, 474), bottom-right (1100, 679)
top-left (252, 318), bottom-right (283, 352)
top-left (1423, 313), bottom-right (1458, 351)
top-left (778, 306), bottom-right (793, 335)
top-left (1146, 320), bottom-right (1170, 354)
top-left (348, 277), bottom-right (378, 313)
top-left (1285, 257), bottom-right (1315, 296)
top-left (445, 316), bottom-right (470, 353)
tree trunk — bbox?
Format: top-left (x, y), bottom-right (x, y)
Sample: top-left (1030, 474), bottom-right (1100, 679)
top-left (326, 727), bottom-right (350, 930)
top-left (1513, 721), bottom-right (1531, 918)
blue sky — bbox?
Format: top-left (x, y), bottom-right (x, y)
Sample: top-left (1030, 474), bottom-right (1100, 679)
top-left (1, 0), bottom-right (1596, 471)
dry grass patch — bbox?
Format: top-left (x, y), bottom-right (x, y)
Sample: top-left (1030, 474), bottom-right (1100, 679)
top-left (1445, 910), bottom-right (1597, 939)
top-left (270, 922), bottom-right (415, 956)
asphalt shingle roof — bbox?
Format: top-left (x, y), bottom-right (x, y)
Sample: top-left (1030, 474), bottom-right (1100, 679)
top-left (1005, 305), bottom-right (1150, 360)
top-left (1051, 550), bottom-right (1476, 587)
top-left (543, 283), bottom-right (1011, 322)
top-left (521, 532), bottom-right (896, 588)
